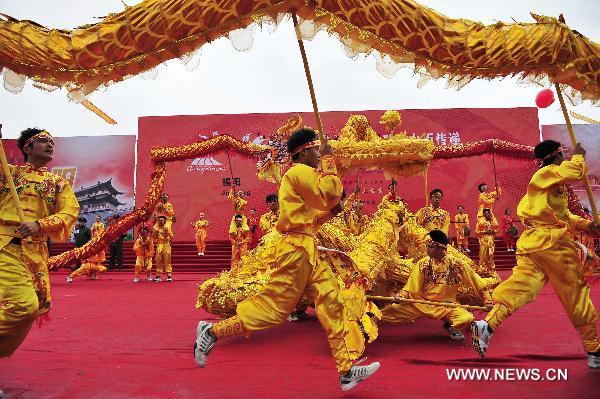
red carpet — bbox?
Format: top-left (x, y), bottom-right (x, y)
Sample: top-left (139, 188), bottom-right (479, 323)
top-left (1, 271), bottom-right (599, 398)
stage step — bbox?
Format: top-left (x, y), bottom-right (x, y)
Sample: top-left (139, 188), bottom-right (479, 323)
top-left (50, 237), bottom-right (519, 273)
top-left (50, 240), bottom-right (234, 273)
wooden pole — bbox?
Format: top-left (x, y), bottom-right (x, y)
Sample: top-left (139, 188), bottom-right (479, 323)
top-left (226, 152), bottom-right (236, 187)
top-left (366, 295), bottom-right (488, 311)
top-left (0, 143), bottom-right (25, 223)
top-left (492, 149), bottom-right (499, 198)
top-left (291, 12), bottom-right (326, 143)
top-left (424, 167), bottom-right (429, 206)
top-left (554, 83), bottom-right (599, 224)
top-left (0, 124), bottom-right (30, 240)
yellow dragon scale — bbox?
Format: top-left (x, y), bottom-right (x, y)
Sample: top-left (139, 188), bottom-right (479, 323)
top-left (0, 0), bottom-right (598, 102)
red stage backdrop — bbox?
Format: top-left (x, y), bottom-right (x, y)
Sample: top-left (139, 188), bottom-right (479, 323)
top-left (3, 135), bottom-right (136, 226)
top-left (542, 124), bottom-right (600, 211)
top-left (137, 108), bottom-right (539, 240)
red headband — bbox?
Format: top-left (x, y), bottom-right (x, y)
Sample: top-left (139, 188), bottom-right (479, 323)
top-left (534, 148), bottom-right (563, 167)
top-left (290, 140), bottom-right (319, 157)
top-left (426, 238), bottom-right (448, 249)
top-left (24, 131), bottom-right (54, 149)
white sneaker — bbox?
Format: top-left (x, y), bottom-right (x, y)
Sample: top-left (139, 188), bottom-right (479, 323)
top-left (471, 320), bottom-right (493, 357)
top-left (133, 277), bottom-right (140, 283)
top-left (198, 252), bottom-right (202, 256)
top-left (146, 276), bottom-right (153, 282)
top-left (465, 248), bottom-right (471, 253)
top-left (339, 360), bottom-right (381, 391)
top-left (194, 321), bottom-right (217, 368)
top-left (287, 313), bottom-right (299, 322)
top-left (154, 277), bottom-right (162, 283)
top-left (587, 351), bottom-right (600, 369)
top-left (443, 322), bottom-right (465, 341)
top-left (200, 252), bottom-right (204, 256)
top-left (167, 276), bottom-right (173, 282)
top-left (66, 276), bottom-right (73, 283)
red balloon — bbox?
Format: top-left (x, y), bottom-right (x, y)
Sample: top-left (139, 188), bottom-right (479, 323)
top-left (535, 89), bottom-right (555, 108)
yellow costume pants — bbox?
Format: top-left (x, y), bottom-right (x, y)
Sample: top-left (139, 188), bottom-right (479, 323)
top-left (382, 301), bottom-right (474, 330)
top-left (231, 243), bottom-right (248, 267)
top-left (135, 256), bottom-right (153, 275)
top-left (486, 236), bottom-right (600, 353)
top-left (195, 231), bottom-right (207, 253)
top-left (69, 262), bottom-right (107, 279)
top-left (478, 238), bottom-right (495, 273)
top-left (0, 243), bottom-right (39, 357)
top-left (456, 232), bottom-right (468, 251)
top-left (216, 245), bottom-right (353, 374)
top-left (155, 252), bottom-right (172, 276)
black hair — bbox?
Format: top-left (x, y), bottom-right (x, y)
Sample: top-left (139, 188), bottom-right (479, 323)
top-left (234, 214), bottom-right (243, 219)
top-left (477, 183), bottom-right (487, 192)
top-left (428, 229), bottom-right (449, 245)
top-left (430, 188), bottom-right (443, 197)
top-left (457, 205), bottom-right (464, 209)
top-left (78, 217), bottom-right (87, 223)
top-left (483, 208), bottom-right (491, 213)
top-left (157, 215), bottom-right (167, 220)
top-left (287, 128), bottom-right (317, 161)
top-left (534, 140), bottom-right (562, 167)
top-left (17, 128), bottom-right (45, 162)
top-left (505, 208), bottom-right (511, 215)
top-left (265, 194), bottom-right (278, 203)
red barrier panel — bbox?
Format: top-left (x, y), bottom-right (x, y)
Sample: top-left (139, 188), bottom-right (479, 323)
top-left (137, 108), bottom-right (539, 240)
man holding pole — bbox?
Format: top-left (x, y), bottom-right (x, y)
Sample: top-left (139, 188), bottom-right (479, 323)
top-left (471, 140), bottom-right (600, 368)
top-left (382, 230), bottom-right (493, 341)
top-left (0, 127), bottom-right (79, 357)
top-left (193, 128), bottom-right (381, 391)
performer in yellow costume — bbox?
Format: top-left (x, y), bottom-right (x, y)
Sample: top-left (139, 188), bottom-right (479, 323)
top-left (475, 208), bottom-right (499, 273)
top-left (228, 186), bottom-right (248, 228)
top-left (192, 212), bottom-right (209, 256)
top-left (133, 225), bottom-right (154, 282)
top-left (477, 182), bottom-right (501, 220)
top-left (153, 216), bottom-right (174, 282)
top-left (471, 140), bottom-right (600, 369)
top-left (154, 193), bottom-right (175, 229)
top-left (229, 214), bottom-right (250, 267)
top-left (67, 215), bottom-right (107, 282)
top-left (91, 215), bottom-right (105, 236)
top-left (194, 128), bottom-right (380, 391)
top-left (454, 205), bottom-right (470, 253)
top-left (0, 128), bottom-right (79, 357)
top-left (259, 193), bottom-right (279, 236)
top-left (415, 189), bottom-right (450, 236)
top-left (382, 230), bottom-right (493, 341)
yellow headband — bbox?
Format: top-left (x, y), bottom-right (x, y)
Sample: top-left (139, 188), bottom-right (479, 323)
top-left (24, 131), bottom-right (54, 148)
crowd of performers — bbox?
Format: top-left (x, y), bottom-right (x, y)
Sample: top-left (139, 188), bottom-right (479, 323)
top-left (192, 129), bottom-right (600, 390)
top-left (0, 127), bottom-right (599, 393)
top-left (66, 193), bottom-right (178, 283)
